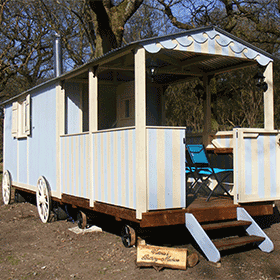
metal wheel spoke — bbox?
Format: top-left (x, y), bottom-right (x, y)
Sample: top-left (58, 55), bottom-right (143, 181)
top-left (43, 204), bottom-right (48, 216)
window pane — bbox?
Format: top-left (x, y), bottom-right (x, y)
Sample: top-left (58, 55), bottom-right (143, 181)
top-left (125, 99), bottom-right (130, 118)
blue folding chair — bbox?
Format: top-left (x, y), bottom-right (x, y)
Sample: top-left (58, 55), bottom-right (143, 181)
top-left (186, 144), bottom-right (233, 201)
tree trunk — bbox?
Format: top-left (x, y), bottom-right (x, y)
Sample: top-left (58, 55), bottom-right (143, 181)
top-left (88, 0), bottom-right (143, 58)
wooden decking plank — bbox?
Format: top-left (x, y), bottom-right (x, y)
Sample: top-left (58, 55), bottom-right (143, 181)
top-left (141, 209), bottom-right (187, 227)
top-left (93, 201), bottom-right (138, 223)
top-left (241, 202), bottom-right (274, 216)
top-left (202, 220), bottom-right (252, 231)
top-left (213, 235), bottom-right (265, 251)
top-left (13, 187), bottom-right (273, 228)
top-left (61, 193), bottom-right (90, 209)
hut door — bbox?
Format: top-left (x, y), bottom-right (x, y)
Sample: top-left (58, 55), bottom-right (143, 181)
top-left (116, 81), bottom-right (135, 127)
top-left (233, 129), bottom-right (280, 203)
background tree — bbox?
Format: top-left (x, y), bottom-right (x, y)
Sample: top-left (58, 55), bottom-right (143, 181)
top-left (1, 0), bottom-right (280, 129)
top-left (0, 0), bottom-right (54, 101)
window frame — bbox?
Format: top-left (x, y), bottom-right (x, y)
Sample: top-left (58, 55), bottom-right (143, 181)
top-left (11, 94), bottom-right (31, 138)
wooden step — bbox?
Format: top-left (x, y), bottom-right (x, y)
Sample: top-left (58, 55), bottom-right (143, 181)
top-left (213, 235), bottom-right (265, 251)
top-left (202, 220), bottom-right (252, 231)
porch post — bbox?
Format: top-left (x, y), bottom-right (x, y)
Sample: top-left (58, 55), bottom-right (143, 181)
top-left (57, 81), bottom-right (65, 136)
top-left (89, 67), bottom-right (98, 207)
top-left (55, 81), bottom-right (65, 199)
top-left (135, 47), bottom-right (147, 220)
top-left (89, 67), bottom-right (98, 132)
top-left (263, 62), bottom-right (274, 130)
top-left (203, 75), bottom-right (211, 146)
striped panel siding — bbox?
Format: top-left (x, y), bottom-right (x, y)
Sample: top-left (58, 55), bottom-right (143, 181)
top-left (269, 135), bottom-right (277, 197)
top-left (28, 86), bottom-right (57, 191)
top-left (60, 134), bottom-right (90, 198)
top-left (212, 135), bottom-right (233, 148)
top-left (65, 82), bottom-right (82, 134)
top-left (233, 129), bottom-right (239, 203)
top-left (92, 129), bottom-right (136, 209)
top-left (3, 105), bottom-right (18, 182)
top-left (241, 133), bottom-right (279, 201)
top-left (244, 137), bottom-right (253, 195)
top-left (147, 128), bottom-right (186, 210)
top-left (18, 139), bottom-right (27, 184)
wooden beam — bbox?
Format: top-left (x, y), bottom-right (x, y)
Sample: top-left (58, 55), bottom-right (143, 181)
top-left (61, 193), bottom-right (90, 209)
top-left (55, 81), bottom-right (64, 199)
top-left (157, 66), bottom-right (203, 76)
top-left (203, 75), bottom-right (211, 146)
top-left (206, 60), bottom-right (257, 76)
top-left (93, 201), bottom-right (138, 223)
top-left (67, 78), bottom-right (88, 84)
top-left (58, 81), bottom-right (65, 136)
top-left (89, 67), bottom-right (98, 208)
top-left (182, 55), bottom-right (216, 69)
top-left (189, 205), bottom-right (238, 223)
top-left (89, 67), bottom-right (98, 132)
top-left (141, 209), bottom-right (188, 227)
top-left (100, 64), bottom-right (203, 77)
top-left (64, 68), bottom-right (88, 80)
top-left (99, 65), bottom-right (134, 72)
top-left (206, 147), bottom-right (233, 154)
top-left (95, 48), bottom-right (134, 68)
top-left (158, 52), bottom-right (185, 67)
top-left (135, 47), bottom-right (147, 220)
top-left (13, 185), bottom-right (35, 195)
top-left (241, 201), bottom-right (274, 216)
top-left (264, 62), bottom-right (274, 130)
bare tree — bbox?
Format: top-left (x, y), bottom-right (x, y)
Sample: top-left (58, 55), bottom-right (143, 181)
top-left (2, 0), bottom-right (280, 106)
top-left (0, 0), bottom-right (54, 100)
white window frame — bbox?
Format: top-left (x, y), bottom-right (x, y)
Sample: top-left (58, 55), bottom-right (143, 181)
top-left (12, 94), bottom-right (31, 138)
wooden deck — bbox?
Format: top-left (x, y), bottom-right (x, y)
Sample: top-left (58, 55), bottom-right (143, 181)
top-left (140, 195), bottom-right (274, 227)
top-left (58, 192), bottom-right (275, 228)
top-left (13, 185), bottom-right (275, 229)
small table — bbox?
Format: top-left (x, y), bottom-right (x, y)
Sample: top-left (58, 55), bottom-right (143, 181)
top-left (206, 147), bottom-right (233, 154)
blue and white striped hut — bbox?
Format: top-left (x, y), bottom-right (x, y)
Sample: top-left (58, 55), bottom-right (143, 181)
top-left (1, 26), bottom-right (278, 261)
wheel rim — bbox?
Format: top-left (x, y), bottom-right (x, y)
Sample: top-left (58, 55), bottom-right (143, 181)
top-left (2, 170), bottom-right (11, 205)
top-left (121, 225), bottom-right (131, 248)
top-left (121, 225), bottom-right (136, 248)
top-left (36, 176), bottom-right (51, 223)
top-left (77, 211), bottom-right (87, 229)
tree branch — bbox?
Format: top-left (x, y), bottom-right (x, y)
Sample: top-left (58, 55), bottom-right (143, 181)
top-left (157, 0), bottom-right (193, 30)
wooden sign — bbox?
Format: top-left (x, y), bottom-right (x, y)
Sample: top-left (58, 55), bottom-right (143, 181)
top-left (136, 244), bottom-right (188, 270)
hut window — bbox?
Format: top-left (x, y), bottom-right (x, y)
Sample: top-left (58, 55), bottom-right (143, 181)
top-left (11, 94), bottom-right (31, 138)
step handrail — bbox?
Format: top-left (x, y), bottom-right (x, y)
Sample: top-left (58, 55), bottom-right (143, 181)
top-left (185, 213), bottom-right (221, 263)
top-left (237, 207), bottom-right (274, 253)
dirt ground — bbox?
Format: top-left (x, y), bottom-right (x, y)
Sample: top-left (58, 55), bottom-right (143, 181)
top-left (1, 186), bottom-right (280, 280)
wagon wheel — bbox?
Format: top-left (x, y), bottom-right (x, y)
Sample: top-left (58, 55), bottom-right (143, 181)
top-left (2, 170), bottom-right (12, 205)
top-left (121, 225), bottom-right (136, 248)
top-left (36, 176), bottom-right (51, 223)
top-left (77, 210), bottom-right (87, 229)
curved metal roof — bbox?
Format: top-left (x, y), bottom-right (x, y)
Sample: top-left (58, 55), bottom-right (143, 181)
top-left (1, 26), bottom-right (274, 105)
top-left (140, 26), bottom-right (273, 66)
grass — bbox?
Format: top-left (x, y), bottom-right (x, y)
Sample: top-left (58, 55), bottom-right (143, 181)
top-left (6, 255), bottom-right (20, 265)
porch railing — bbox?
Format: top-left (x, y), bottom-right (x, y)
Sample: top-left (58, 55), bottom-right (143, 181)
top-left (146, 126), bottom-right (186, 210)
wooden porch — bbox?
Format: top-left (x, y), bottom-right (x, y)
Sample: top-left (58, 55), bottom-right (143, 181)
top-left (54, 190), bottom-right (274, 229)
top-left (140, 195), bottom-right (274, 228)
